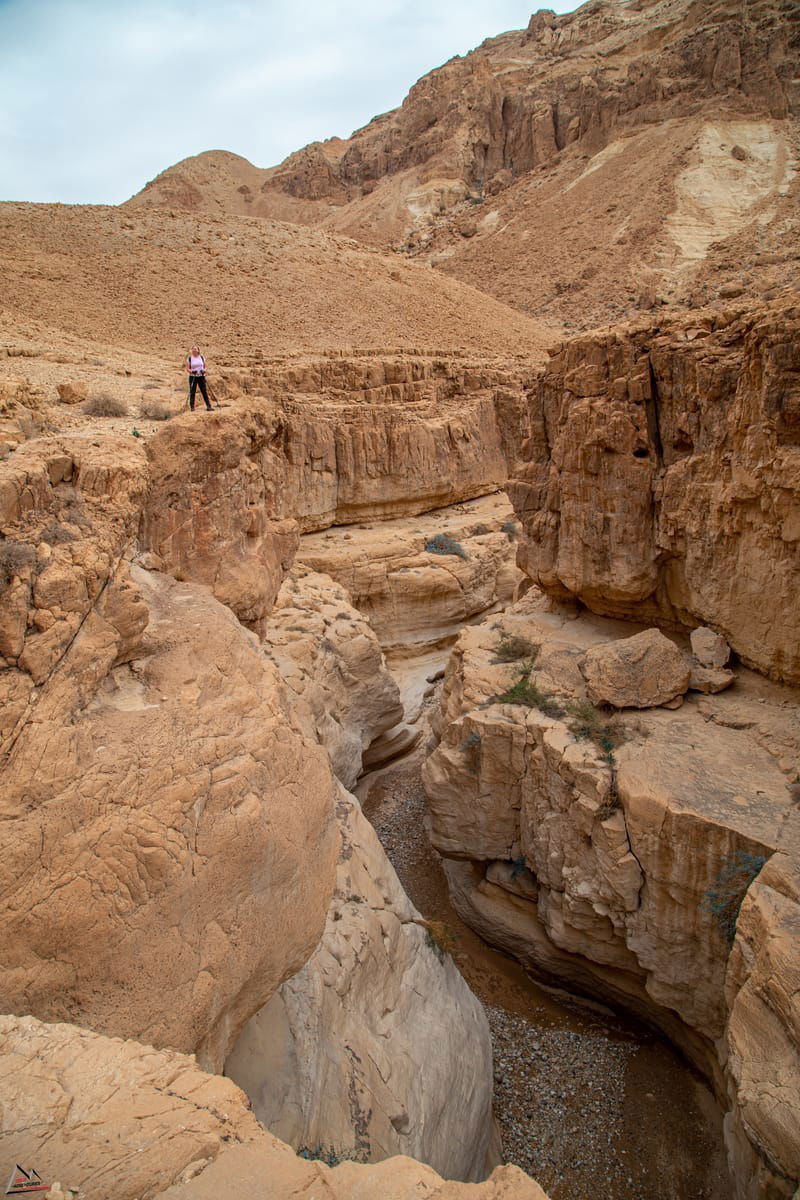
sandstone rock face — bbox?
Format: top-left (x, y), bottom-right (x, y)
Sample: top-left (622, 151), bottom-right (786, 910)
top-left (0, 562), bottom-right (338, 1070)
top-left (0, 1015), bottom-right (548, 1200)
top-left (264, 565), bottom-right (403, 789)
top-left (297, 492), bottom-right (522, 651)
top-left (507, 303), bottom-right (800, 683)
top-left (581, 628), bottom-right (690, 708)
top-left (140, 409), bottom-right (299, 633)
top-left (226, 788), bottom-right (494, 1182)
top-left (423, 597), bottom-right (800, 1196)
top-left (217, 357), bottom-right (535, 533)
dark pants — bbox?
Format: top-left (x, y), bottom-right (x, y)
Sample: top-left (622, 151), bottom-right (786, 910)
top-left (189, 374), bottom-right (211, 410)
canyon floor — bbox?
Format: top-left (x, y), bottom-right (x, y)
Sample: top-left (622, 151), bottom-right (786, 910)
top-left (359, 711), bottom-right (731, 1200)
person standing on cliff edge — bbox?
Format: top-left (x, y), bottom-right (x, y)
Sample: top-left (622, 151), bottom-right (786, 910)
top-left (186, 345), bottom-right (213, 411)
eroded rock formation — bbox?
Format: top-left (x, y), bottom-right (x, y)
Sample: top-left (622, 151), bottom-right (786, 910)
top-left (507, 301), bottom-right (800, 682)
top-left (226, 789), bottom-right (494, 1181)
top-left (423, 595), bottom-right (800, 1195)
top-left (0, 1015), bottom-right (547, 1200)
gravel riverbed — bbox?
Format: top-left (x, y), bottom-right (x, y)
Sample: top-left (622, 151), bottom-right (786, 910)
top-left (359, 746), bottom-right (731, 1200)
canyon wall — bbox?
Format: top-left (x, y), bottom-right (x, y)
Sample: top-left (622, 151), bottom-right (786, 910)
top-left (507, 301), bottom-right (800, 682)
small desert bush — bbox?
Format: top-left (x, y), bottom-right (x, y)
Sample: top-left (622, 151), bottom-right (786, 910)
top-left (495, 669), bottom-right (564, 718)
top-left (492, 634), bottom-right (539, 664)
top-left (472, 522), bottom-right (491, 536)
top-left (84, 392), bottom-right (128, 418)
top-left (566, 698), bottom-right (623, 764)
top-left (139, 398), bottom-right (172, 421)
top-left (425, 533), bottom-right (468, 560)
top-left (502, 518), bottom-right (518, 541)
top-left (0, 540), bottom-right (36, 584)
top-left (40, 521), bottom-right (75, 546)
top-left (461, 730), bottom-right (482, 771)
top-left (423, 919), bottom-right (455, 960)
top-left (702, 851), bottom-right (767, 945)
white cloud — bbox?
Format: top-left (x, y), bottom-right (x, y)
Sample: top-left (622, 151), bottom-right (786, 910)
top-left (0, 0), bottom-right (578, 204)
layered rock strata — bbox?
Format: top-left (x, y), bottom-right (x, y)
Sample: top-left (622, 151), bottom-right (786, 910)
top-left (0, 1015), bottom-right (548, 1200)
top-left (423, 597), bottom-right (800, 1197)
top-left (506, 301), bottom-right (800, 682)
top-left (297, 492), bottom-right (522, 651)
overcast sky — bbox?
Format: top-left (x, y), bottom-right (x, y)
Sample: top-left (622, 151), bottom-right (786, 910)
top-left (0, 0), bottom-right (578, 205)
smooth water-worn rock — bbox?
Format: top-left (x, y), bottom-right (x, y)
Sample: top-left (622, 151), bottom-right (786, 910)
top-left (226, 788), bottom-right (495, 1182)
top-left (0, 1015), bottom-right (548, 1200)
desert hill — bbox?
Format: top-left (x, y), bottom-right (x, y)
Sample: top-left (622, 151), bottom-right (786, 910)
top-left (0, 202), bottom-right (550, 361)
top-left (127, 0), bottom-right (800, 329)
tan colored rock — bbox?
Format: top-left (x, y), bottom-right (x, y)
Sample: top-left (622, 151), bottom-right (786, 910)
top-left (423, 599), bottom-right (800, 1195)
top-left (0, 567), bottom-right (338, 1070)
top-left (264, 565), bottom-right (403, 789)
top-left (691, 626), bottom-right (732, 669)
top-left (297, 493), bottom-right (522, 651)
top-left (226, 787), bottom-right (494, 1182)
top-left (0, 1015), bottom-right (549, 1200)
top-left (580, 628), bottom-right (691, 709)
top-left (690, 663), bottom-right (736, 693)
top-left (56, 382), bottom-right (87, 405)
top-left (508, 305), bottom-right (800, 684)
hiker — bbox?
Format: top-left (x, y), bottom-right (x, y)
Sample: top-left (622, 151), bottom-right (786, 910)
top-left (186, 345), bottom-right (213, 411)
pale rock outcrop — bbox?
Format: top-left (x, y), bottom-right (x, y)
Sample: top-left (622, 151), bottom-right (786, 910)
top-left (264, 564), bottom-right (403, 789)
top-left (226, 788), bottom-right (494, 1182)
top-left (297, 492), bottom-right (522, 651)
top-left (0, 565), bottom-right (338, 1071)
top-left (692, 626), bottom-right (732, 669)
top-left (580, 628), bottom-right (691, 708)
top-left (690, 663), bottom-right (736, 693)
top-left (0, 1015), bottom-right (548, 1200)
top-left (423, 597), bottom-right (799, 1195)
top-left (507, 303), bottom-right (800, 683)
top-left (140, 409), bottom-right (299, 633)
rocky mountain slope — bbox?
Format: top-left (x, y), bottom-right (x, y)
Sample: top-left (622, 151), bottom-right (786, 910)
top-left (0, 203), bottom-right (551, 360)
top-left (128, 0), bottom-right (800, 329)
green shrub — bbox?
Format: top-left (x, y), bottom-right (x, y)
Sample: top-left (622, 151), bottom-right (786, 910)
top-left (84, 392), bottom-right (128, 418)
top-left (423, 919), bottom-right (454, 961)
top-left (702, 851), bottom-right (767, 945)
top-left (461, 731), bottom-right (481, 772)
top-left (0, 540), bottom-right (36, 584)
top-left (495, 671), bottom-right (564, 718)
top-left (492, 634), bottom-right (539, 664)
top-left (502, 518), bottom-right (518, 541)
top-left (472, 522), bottom-right (491, 536)
top-left (425, 533), bottom-right (468, 560)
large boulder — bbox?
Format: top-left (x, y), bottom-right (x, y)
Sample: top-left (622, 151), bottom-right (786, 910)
top-left (0, 566), bottom-right (338, 1070)
top-left (580, 628), bottom-right (691, 709)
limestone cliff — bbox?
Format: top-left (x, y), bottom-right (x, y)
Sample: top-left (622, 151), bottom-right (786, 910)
top-left (507, 300), bottom-right (800, 682)
top-left (422, 596), bottom-right (800, 1197)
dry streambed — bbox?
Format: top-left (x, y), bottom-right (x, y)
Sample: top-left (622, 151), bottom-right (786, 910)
top-left (359, 753), bottom-right (731, 1200)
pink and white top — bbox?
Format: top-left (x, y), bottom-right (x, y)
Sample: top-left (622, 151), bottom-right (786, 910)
top-left (188, 354), bottom-right (205, 374)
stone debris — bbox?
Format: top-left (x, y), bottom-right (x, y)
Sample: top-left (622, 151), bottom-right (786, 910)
top-left (691, 626), bottom-right (732, 670)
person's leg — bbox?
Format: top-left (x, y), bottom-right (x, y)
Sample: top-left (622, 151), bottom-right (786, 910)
top-left (189, 376), bottom-right (198, 410)
top-left (198, 377), bottom-right (212, 410)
